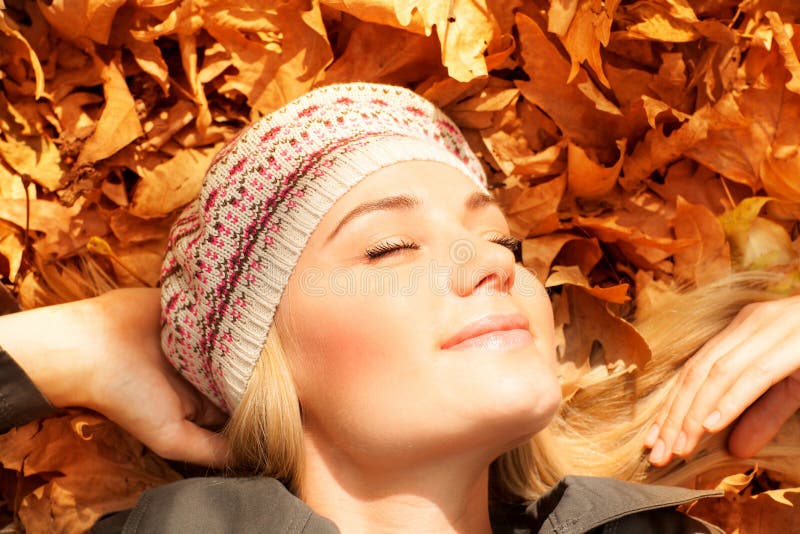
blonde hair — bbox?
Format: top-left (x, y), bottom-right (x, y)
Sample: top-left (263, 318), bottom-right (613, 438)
top-left (493, 270), bottom-right (800, 501)
top-left (225, 270), bottom-right (800, 503)
top-left (223, 312), bottom-right (305, 496)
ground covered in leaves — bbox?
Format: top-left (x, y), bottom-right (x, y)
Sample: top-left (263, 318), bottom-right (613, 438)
top-left (1, 0), bottom-right (800, 532)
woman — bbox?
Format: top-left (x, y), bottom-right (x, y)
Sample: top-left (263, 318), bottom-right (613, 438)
top-left (2, 82), bottom-right (798, 532)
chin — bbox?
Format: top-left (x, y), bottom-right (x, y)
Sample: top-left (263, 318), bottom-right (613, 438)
top-left (470, 378), bottom-right (563, 456)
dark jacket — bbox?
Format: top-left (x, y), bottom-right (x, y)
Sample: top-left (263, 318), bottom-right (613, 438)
top-left (0, 345), bottom-right (724, 533)
top-left (0, 346), bottom-right (54, 433)
top-left (89, 474), bottom-right (723, 533)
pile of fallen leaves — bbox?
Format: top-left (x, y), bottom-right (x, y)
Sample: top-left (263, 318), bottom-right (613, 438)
top-left (1, 0), bottom-right (800, 531)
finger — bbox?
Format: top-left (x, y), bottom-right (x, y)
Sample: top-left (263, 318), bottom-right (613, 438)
top-left (149, 420), bottom-right (232, 468)
top-left (645, 371), bottom-right (683, 449)
top-left (694, 325), bottom-right (798, 436)
top-left (649, 308), bottom-right (774, 464)
top-left (649, 355), bottom-right (719, 465)
top-left (728, 373), bottom-right (800, 457)
top-left (671, 344), bottom-right (771, 458)
top-left (193, 395), bottom-right (229, 429)
top-left (676, 325), bottom-right (799, 458)
top-left (162, 363), bottom-right (229, 428)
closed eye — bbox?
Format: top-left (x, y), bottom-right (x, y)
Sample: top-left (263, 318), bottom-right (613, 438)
top-left (364, 234), bottom-right (521, 261)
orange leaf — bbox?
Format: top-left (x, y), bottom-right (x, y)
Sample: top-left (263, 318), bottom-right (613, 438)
top-left (76, 53), bottom-right (144, 165)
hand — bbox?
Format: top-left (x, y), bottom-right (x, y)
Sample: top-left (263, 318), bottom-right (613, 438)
top-left (0, 288), bottom-right (230, 467)
top-left (644, 295), bottom-right (800, 466)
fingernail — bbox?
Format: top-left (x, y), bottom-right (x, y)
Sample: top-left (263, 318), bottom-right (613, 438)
top-left (674, 431), bottom-right (687, 455)
top-left (650, 439), bottom-right (665, 464)
top-left (644, 424), bottom-right (660, 447)
top-left (703, 410), bottom-right (721, 430)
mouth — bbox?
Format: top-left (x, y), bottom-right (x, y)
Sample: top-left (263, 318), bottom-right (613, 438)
top-left (441, 313), bottom-right (533, 351)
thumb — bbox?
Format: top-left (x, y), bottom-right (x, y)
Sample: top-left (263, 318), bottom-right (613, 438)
top-left (728, 376), bottom-right (800, 457)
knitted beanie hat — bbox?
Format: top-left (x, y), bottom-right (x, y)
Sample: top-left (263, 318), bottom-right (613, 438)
top-left (160, 82), bottom-right (490, 413)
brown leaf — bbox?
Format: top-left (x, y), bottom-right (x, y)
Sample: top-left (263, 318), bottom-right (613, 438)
top-left (498, 174), bottom-right (566, 237)
top-left (322, 0), bottom-right (495, 82)
top-left (0, 13), bottom-right (45, 98)
top-left (621, 105), bottom-right (711, 191)
top-left (521, 233), bottom-right (603, 280)
top-left (765, 11), bottom-right (800, 95)
top-left (546, 265), bottom-right (631, 303)
top-left (0, 196), bottom-right (109, 259)
top-left (445, 81), bottom-right (519, 130)
top-left (548, 0), bottom-right (621, 87)
top-left (672, 196), bottom-right (732, 285)
top-left (324, 20), bottom-right (441, 86)
top-left (515, 12), bottom-right (627, 151)
top-left (686, 468), bottom-right (800, 534)
top-left (76, 53), bottom-right (144, 166)
top-left (566, 139), bottom-right (625, 199)
top-left (202, 0), bottom-right (333, 114)
top-left (0, 411), bottom-right (180, 533)
top-left (615, 0), bottom-right (701, 43)
top-left (557, 286), bottom-right (650, 397)
top-left (128, 145), bottom-right (220, 219)
top-left (37, 0), bottom-right (127, 46)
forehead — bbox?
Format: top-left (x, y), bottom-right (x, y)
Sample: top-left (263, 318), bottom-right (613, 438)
top-left (326, 160), bottom-right (484, 214)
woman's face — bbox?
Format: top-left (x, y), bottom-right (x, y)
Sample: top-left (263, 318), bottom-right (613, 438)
top-left (277, 160), bottom-right (561, 467)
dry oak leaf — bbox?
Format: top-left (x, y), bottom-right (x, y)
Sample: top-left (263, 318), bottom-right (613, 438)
top-left (323, 18), bottom-right (442, 86)
top-left (37, 0), bottom-right (127, 46)
top-left (0, 100), bottom-right (65, 191)
top-left (0, 196), bottom-right (108, 259)
top-left (445, 82), bottom-right (520, 130)
top-left (321, 0), bottom-right (497, 82)
top-left (546, 264), bottom-right (631, 304)
top-left (76, 53), bottom-right (144, 166)
top-left (0, 411), bottom-right (180, 534)
top-left (685, 469), bottom-right (800, 534)
top-left (0, 11), bottom-right (45, 98)
top-left (554, 285), bottom-right (650, 400)
top-left (671, 196), bottom-right (732, 286)
top-left (201, 0), bottom-right (332, 114)
top-left (521, 232), bottom-right (603, 282)
top-left (498, 174), bottom-right (566, 238)
top-left (128, 145), bottom-right (220, 219)
top-left (515, 12), bottom-right (627, 152)
top-left (685, 40), bottom-right (800, 191)
top-left (615, 0), bottom-right (702, 43)
top-left (547, 0), bottom-right (621, 87)
top-left (566, 139), bottom-right (626, 199)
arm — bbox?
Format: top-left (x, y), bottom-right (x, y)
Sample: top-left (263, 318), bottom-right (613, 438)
top-left (645, 294), bottom-right (800, 465)
top-left (0, 345), bottom-right (55, 433)
top-left (0, 288), bottom-right (230, 467)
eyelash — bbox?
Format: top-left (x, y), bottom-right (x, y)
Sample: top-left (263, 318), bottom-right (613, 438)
top-left (365, 234), bottom-right (522, 261)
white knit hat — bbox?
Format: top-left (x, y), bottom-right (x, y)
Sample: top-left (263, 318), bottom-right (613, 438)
top-left (160, 82), bottom-right (489, 413)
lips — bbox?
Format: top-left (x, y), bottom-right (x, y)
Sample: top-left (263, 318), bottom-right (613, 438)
top-left (441, 313), bottom-right (531, 350)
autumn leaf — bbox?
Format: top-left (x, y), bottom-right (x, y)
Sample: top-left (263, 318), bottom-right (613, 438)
top-left (1, 0), bottom-right (800, 530)
top-left (76, 53), bottom-right (144, 166)
top-left (0, 411), bottom-right (180, 533)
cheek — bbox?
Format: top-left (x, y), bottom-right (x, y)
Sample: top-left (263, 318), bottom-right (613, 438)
top-left (286, 289), bottom-right (425, 416)
top-left (513, 267), bottom-right (557, 362)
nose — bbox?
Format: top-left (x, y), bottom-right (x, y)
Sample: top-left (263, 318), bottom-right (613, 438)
top-left (449, 235), bottom-right (516, 298)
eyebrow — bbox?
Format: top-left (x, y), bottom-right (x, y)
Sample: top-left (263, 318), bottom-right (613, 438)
top-left (325, 190), bottom-right (502, 244)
